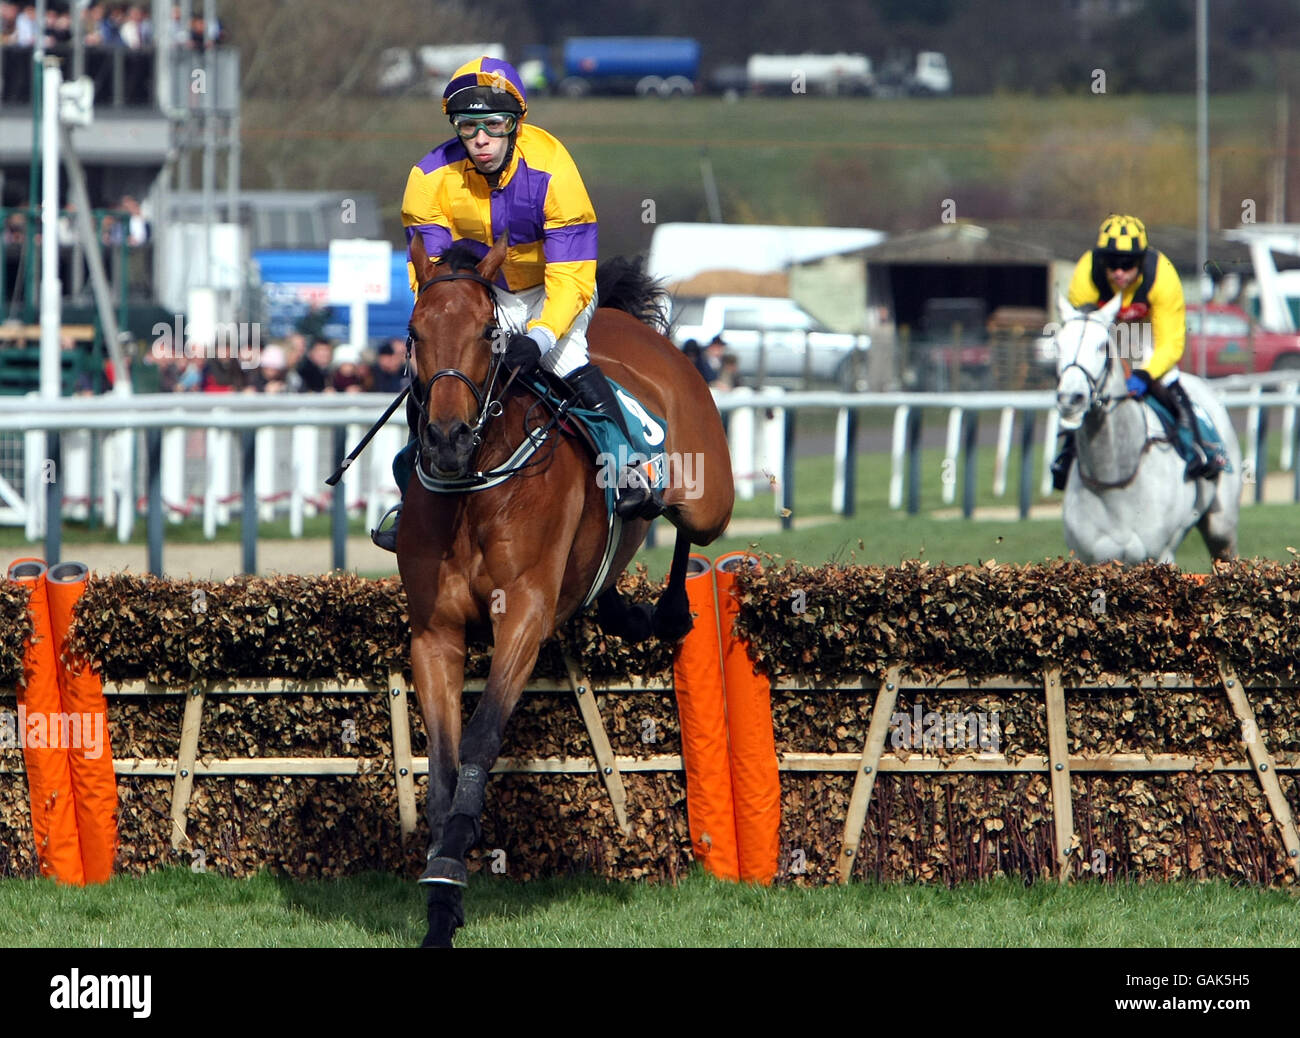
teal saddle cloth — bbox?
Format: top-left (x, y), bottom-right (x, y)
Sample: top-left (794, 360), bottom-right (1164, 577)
top-left (393, 375), bottom-right (670, 515)
top-left (1144, 395), bottom-right (1231, 473)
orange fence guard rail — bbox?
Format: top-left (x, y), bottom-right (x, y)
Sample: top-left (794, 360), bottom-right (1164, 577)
top-left (672, 551), bottom-right (781, 885)
top-left (6, 558), bottom-right (117, 885)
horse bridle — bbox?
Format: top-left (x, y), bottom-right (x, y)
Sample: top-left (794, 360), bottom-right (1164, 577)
top-left (406, 268), bottom-right (567, 487)
top-left (407, 269), bottom-right (507, 450)
top-left (1058, 310), bottom-right (1124, 417)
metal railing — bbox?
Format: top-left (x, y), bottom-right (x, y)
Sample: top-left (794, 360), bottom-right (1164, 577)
top-left (3, 378), bottom-right (1298, 573)
top-left (0, 44), bottom-right (239, 111)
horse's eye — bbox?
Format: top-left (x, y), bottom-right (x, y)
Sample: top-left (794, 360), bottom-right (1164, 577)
top-left (482, 324), bottom-right (495, 341)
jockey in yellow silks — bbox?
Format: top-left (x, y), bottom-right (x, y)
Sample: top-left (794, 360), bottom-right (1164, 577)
top-left (1051, 213), bottom-right (1223, 489)
top-left (371, 57), bottom-right (661, 551)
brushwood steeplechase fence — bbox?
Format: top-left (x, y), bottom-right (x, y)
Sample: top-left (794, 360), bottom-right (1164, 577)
top-left (2, 565), bottom-right (1298, 885)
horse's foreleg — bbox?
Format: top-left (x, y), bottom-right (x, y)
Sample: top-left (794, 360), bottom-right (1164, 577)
top-left (435, 590), bottom-right (551, 868)
top-left (410, 625), bottom-right (468, 947)
top-left (411, 626), bottom-right (465, 862)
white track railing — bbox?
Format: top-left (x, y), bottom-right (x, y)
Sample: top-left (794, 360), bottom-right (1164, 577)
top-left (0, 378), bottom-right (1297, 568)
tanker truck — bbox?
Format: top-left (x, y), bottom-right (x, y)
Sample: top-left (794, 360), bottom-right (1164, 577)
top-left (556, 36), bottom-right (701, 97)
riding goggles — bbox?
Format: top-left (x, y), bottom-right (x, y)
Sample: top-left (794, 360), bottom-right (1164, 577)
top-left (452, 113), bottom-right (517, 139)
top-left (1104, 256), bottom-right (1140, 271)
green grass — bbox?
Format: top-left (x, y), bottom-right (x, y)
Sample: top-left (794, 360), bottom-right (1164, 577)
top-left (2, 868), bottom-right (1295, 947)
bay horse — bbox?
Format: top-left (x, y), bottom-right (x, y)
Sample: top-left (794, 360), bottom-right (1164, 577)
top-left (1054, 292), bottom-right (1241, 563)
top-left (397, 233), bottom-right (734, 947)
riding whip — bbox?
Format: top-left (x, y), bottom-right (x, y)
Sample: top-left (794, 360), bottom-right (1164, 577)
top-left (324, 385), bottom-right (410, 486)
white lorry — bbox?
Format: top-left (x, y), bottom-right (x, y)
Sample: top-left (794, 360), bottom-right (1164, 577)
top-left (671, 295), bottom-right (871, 390)
top-left (874, 51), bottom-right (952, 97)
top-left (375, 43), bottom-right (507, 96)
top-left (745, 53), bottom-right (875, 96)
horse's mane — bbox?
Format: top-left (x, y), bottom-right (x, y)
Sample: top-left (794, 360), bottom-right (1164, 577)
top-left (436, 242), bottom-right (486, 274)
top-left (596, 256), bottom-right (669, 332)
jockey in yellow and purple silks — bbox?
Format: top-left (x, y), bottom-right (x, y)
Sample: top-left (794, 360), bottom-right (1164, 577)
top-left (371, 57), bottom-right (661, 551)
top-left (1050, 213), bottom-right (1223, 490)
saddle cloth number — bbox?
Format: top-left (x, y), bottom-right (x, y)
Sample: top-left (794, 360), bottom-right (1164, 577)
top-left (614, 388), bottom-right (665, 446)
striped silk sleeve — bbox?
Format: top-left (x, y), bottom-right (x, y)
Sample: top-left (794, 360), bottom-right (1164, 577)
top-left (532, 146), bottom-right (599, 340)
top-left (401, 165), bottom-right (453, 293)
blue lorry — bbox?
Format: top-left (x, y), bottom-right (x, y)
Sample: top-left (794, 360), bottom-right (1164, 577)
top-left (551, 37), bottom-right (700, 97)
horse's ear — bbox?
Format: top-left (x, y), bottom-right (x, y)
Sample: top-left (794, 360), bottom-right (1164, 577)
top-left (408, 230), bottom-right (436, 286)
top-left (477, 233), bottom-right (509, 282)
top-left (1057, 293), bottom-right (1078, 323)
top-left (1097, 292), bottom-right (1123, 325)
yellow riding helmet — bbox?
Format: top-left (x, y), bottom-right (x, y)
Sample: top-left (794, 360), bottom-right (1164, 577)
top-left (1096, 214), bottom-right (1148, 256)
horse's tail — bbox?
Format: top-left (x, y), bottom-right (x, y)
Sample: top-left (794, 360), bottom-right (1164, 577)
top-left (595, 256), bottom-right (670, 332)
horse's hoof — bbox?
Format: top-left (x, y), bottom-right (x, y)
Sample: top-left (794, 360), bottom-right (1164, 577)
top-left (652, 597), bottom-right (694, 642)
top-left (420, 883), bottom-right (464, 947)
top-left (599, 600), bottom-right (654, 642)
top-left (419, 856), bottom-right (468, 887)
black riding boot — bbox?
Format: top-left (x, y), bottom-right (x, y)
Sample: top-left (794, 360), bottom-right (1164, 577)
top-left (1167, 379), bottom-right (1221, 480)
top-left (370, 439), bottom-right (417, 553)
top-left (1050, 431), bottom-right (1076, 491)
top-left (564, 363), bottom-right (665, 520)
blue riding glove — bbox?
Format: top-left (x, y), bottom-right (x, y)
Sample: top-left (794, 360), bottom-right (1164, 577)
top-left (504, 332), bottom-right (542, 377)
top-left (1126, 370), bottom-right (1152, 397)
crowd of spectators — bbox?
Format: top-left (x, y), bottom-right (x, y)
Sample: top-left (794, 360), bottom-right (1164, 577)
top-left (121, 333), bottom-right (413, 396)
top-left (682, 335), bottom-right (743, 391)
top-left (6, 195), bottom-right (150, 247)
top-left (1, 3), bottom-right (223, 50)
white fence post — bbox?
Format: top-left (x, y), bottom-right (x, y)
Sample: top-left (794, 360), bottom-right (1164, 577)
top-left (113, 430), bottom-right (134, 544)
top-left (62, 428), bottom-right (91, 521)
top-left (163, 428), bottom-right (186, 522)
top-left (255, 426), bottom-right (277, 522)
top-left (1281, 380), bottom-right (1297, 473)
top-left (759, 389), bottom-right (786, 513)
top-left (832, 406), bottom-right (850, 514)
top-left (943, 407), bottom-right (963, 505)
top-left (204, 419), bottom-right (231, 539)
top-left (726, 387), bottom-right (755, 501)
top-left (889, 405), bottom-right (909, 511)
top-left (24, 427), bottom-right (45, 540)
top-left (1040, 408), bottom-right (1061, 499)
top-left (994, 406), bottom-right (1015, 497)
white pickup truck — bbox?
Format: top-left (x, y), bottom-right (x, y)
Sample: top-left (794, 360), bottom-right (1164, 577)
top-left (670, 295), bottom-right (870, 390)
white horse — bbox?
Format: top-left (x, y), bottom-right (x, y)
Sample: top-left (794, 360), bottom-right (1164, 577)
top-left (1054, 293), bottom-right (1241, 564)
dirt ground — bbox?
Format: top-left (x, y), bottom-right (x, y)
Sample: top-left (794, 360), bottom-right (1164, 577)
top-left (27, 536), bottom-right (401, 580)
